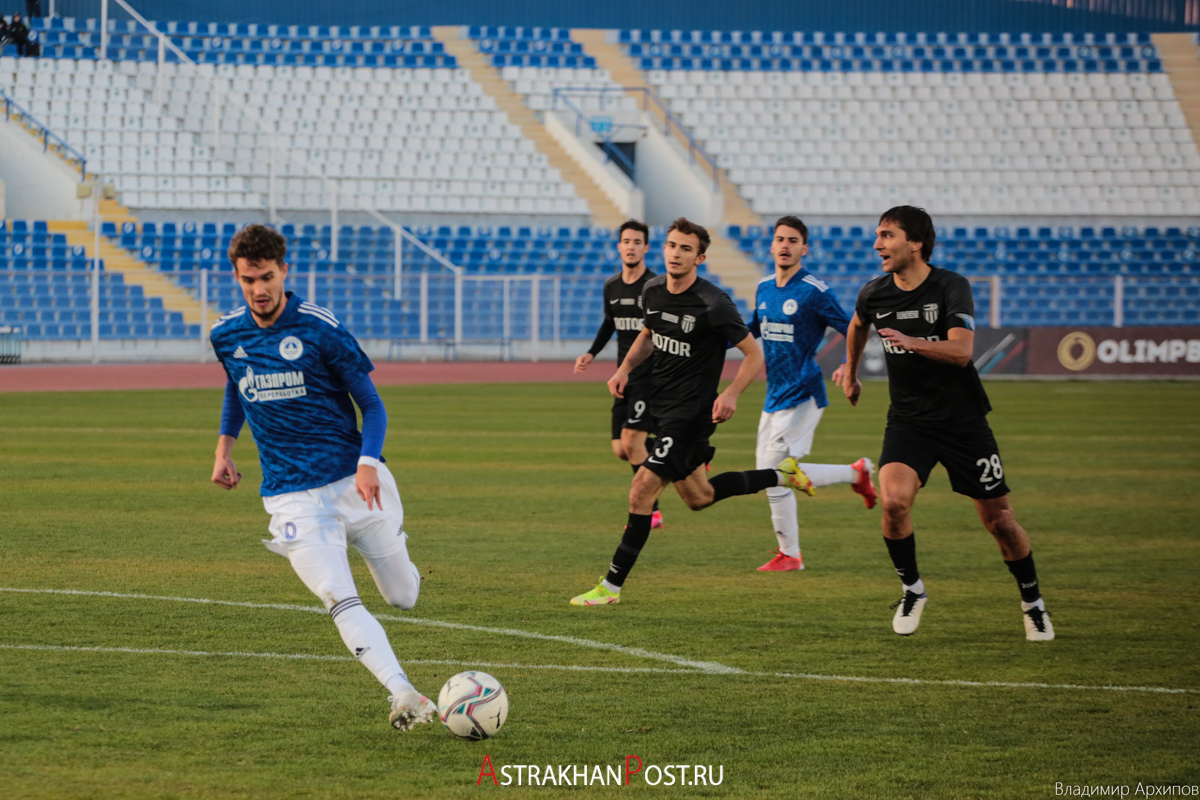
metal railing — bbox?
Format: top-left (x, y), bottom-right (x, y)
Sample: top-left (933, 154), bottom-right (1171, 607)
top-left (550, 87), bottom-right (643, 181)
top-left (548, 85), bottom-right (720, 192)
top-left (102, 0), bottom-right (464, 282)
top-left (185, 270), bottom-right (606, 362)
top-left (0, 88), bottom-right (88, 178)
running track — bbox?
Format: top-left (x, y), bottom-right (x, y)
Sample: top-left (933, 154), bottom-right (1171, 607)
top-left (0, 361), bottom-right (756, 392)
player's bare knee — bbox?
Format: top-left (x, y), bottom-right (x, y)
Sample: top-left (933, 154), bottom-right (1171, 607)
top-left (612, 441), bottom-right (628, 461)
top-left (881, 496), bottom-right (911, 524)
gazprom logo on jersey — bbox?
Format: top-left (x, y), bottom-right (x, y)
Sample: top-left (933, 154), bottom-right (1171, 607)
top-left (238, 366), bottom-right (307, 403)
top-left (761, 321), bottom-right (795, 342)
top-left (652, 331), bottom-right (692, 357)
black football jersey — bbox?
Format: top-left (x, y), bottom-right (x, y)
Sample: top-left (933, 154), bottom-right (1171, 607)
top-left (588, 269), bottom-right (657, 384)
top-left (641, 274), bottom-right (751, 422)
top-left (854, 266), bottom-right (991, 424)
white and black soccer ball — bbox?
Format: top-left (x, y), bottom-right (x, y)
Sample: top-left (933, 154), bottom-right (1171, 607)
top-left (437, 671), bottom-right (508, 740)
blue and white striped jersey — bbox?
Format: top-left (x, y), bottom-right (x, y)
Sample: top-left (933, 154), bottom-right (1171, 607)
top-left (749, 270), bottom-right (851, 413)
top-left (210, 292), bottom-right (375, 496)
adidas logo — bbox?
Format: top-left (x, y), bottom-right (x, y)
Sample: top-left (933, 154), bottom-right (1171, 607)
top-left (233, 346), bottom-right (248, 358)
top-left (759, 302), bottom-right (767, 309)
top-left (354, 646), bottom-right (371, 660)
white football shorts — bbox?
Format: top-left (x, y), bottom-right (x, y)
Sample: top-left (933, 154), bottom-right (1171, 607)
top-left (756, 398), bottom-right (825, 470)
top-left (261, 461), bottom-right (408, 560)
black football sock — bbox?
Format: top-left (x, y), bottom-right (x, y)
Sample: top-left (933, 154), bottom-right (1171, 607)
top-left (630, 463), bottom-right (659, 513)
top-left (605, 513), bottom-right (653, 588)
top-left (884, 534), bottom-right (920, 587)
top-left (1005, 552), bottom-right (1041, 603)
top-left (709, 469), bottom-right (780, 504)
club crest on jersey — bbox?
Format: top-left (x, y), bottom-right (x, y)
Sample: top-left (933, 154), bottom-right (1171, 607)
top-left (922, 303), bottom-right (940, 324)
top-left (681, 314), bottom-right (696, 333)
top-left (782, 299), bottom-right (798, 315)
top-left (279, 336), bottom-right (304, 361)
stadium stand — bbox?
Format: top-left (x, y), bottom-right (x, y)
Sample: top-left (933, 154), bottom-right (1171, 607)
top-left (0, 220), bottom-right (197, 339)
top-left (0, 22), bottom-right (588, 216)
top-left (624, 30), bottom-right (1200, 217)
top-left (1, 17), bottom-right (1197, 348)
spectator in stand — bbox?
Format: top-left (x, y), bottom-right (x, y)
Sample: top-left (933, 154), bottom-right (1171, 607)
top-left (7, 14), bottom-right (30, 56)
top-left (26, 0), bottom-right (43, 20)
top-left (0, 16), bottom-right (10, 46)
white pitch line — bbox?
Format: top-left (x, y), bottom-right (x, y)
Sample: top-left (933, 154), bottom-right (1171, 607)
top-left (0, 587), bottom-right (741, 674)
top-left (0, 644), bottom-right (690, 674)
top-left (3, 587), bottom-right (1197, 696)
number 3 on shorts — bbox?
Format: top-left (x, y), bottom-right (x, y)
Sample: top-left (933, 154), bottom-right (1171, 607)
top-left (976, 454), bottom-right (1004, 483)
top-left (654, 436), bottom-right (674, 459)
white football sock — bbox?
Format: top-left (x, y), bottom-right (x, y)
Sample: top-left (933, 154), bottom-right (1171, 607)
top-left (903, 579), bottom-right (926, 595)
top-left (797, 462), bottom-right (857, 487)
top-left (766, 487), bottom-right (800, 557)
top-left (601, 579), bottom-right (621, 594)
top-left (1021, 598), bottom-right (1045, 612)
top-left (330, 598), bottom-right (413, 694)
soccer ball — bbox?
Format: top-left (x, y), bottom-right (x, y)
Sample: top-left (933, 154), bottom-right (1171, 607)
top-left (437, 671), bottom-right (508, 740)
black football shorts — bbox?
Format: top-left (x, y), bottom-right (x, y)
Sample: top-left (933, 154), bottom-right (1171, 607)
top-left (610, 379), bottom-right (655, 440)
top-left (880, 416), bottom-right (1011, 500)
top-left (641, 416), bottom-right (717, 483)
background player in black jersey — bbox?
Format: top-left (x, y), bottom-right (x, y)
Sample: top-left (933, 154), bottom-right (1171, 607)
top-left (570, 218), bottom-right (814, 606)
top-left (574, 219), bottom-right (663, 528)
top-left (839, 206), bottom-right (1053, 641)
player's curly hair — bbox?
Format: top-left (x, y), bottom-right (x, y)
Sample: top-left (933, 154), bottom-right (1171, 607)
top-left (879, 206), bottom-right (935, 263)
top-left (667, 217), bottom-right (710, 255)
top-left (228, 224), bottom-right (287, 269)
top-left (773, 215), bottom-right (808, 243)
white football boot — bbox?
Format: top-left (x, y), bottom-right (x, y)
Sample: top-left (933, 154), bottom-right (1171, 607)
top-left (388, 689), bottom-right (437, 731)
top-left (891, 590), bottom-right (927, 636)
top-left (1022, 604), bottom-right (1055, 642)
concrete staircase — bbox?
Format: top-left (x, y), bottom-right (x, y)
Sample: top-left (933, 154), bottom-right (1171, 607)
top-left (48, 219), bottom-right (205, 325)
top-left (1153, 34), bottom-right (1200, 152)
top-left (572, 29), bottom-right (765, 303)
top-left (433, 26), bottom-right (626, 228)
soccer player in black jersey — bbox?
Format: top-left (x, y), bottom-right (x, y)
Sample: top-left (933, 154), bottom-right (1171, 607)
top-left (838, 206), bottom-right (1053, 641)
top-left (570, 218), bottom-right (815, 606)
top-left (574, 220), bottom-right (664, 528)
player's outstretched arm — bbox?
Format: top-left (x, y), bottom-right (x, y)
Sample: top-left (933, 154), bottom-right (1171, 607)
top-left (608, 327), bottom-right (654, 399)
top-left (577, 316), bottom-right (616, 373)
top-left (212, 434), bottom-right (241, 489)
top-left (348, 375), bottom-right (387, 511)
top-left (212, 375), bottom-right (244, 489)
top-left (713, 333), bottom-right (764, 423)
top-left (841, 312), bottom-right (870, 406)
top-left (877, 326), bottom-right (974, 366)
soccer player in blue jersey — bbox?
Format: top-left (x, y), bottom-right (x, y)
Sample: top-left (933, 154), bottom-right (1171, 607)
top-left (208, 224), bottom-right (436, 731)
top-left (748, 217), bottom-right (878, 572)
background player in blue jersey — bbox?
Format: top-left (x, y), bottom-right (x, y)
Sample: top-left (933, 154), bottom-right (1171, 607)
top-left (208, 225), bottom-right (437, 730)
top-left (749, 217), bottom-right (878, 572)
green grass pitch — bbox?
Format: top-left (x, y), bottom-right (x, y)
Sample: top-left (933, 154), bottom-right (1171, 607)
top-left (1, 379), bottom-right (1197, 799)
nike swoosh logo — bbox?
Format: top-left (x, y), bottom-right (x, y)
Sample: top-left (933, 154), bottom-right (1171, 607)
top-left (626, 418), bottom-right (642, 424)
top-left (609, 299), bottom-right (619, 304)
top-left (646, 458), bottom-right (662, 464)
top-left (877, 312), bottom-right (893, 318)
top-left (645, 310), bottom-right (659, 315)
top-left (984, 481), bottom-right (1002, 490)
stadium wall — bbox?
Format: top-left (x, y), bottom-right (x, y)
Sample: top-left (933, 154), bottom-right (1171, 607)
top-left (22, 0), bottom-right (1200, 33)
top-left (814, 325), bottom-right (1200, 376)
top-left (0, 120), bottom-right (88, 220)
